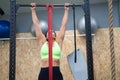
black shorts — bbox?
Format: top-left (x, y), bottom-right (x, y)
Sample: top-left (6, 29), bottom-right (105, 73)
top-left (38, 67), bottom-right (63, 80)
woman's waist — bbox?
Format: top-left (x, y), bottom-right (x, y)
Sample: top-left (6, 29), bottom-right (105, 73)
top-left (41, 59), bottom-right (60, 68)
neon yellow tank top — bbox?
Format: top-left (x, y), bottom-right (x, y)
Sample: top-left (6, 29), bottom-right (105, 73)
top-left (40, 41), bottom-right (61, 59)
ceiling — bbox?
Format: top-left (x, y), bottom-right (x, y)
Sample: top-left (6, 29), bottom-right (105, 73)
top-left (0, 0), bottom-right (117, 15)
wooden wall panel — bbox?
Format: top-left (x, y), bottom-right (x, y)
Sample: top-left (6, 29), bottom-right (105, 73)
top-left (0, 28), bottom-right (120, 80)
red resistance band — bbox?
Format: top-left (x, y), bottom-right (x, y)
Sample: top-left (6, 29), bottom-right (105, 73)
top-left (46, 4), bottom-right (54, 80)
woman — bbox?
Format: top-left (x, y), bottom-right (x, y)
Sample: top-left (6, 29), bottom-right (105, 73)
top-left (30, 2), bottom-right (69, 80)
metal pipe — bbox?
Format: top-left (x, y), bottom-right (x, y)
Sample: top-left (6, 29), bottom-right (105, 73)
top-left (84, 0), bottom-right (94, 79)
top-left (9, 0), bottom-right (16, 80)
top-left (17, 4), bottom-right (82, 7)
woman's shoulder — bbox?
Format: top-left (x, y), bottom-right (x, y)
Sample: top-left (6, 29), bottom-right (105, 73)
top-left (55, 40), bottom-right (62, 48)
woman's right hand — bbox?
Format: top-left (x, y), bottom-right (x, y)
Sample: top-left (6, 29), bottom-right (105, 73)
top-left (64, 3), bottom-right (69, 11)
top-left (30, 3), bottom-right (36, 10)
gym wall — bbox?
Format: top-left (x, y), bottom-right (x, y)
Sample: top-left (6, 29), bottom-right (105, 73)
top-left (0, 28), bottom-right (120, 80)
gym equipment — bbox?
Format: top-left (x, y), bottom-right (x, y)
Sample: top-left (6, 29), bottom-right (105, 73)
top-left (72, 5), bottom-right (77, 63)
top-left (83, 0), bottom-right (94, 79)
top-left (67, 49), bottom-right (88, 80)
top-left (108, 0), bottom-right (116, 79)
top-left (9, 0), bottom-right (16, 80)
top-left (0, 20), bottom-right (10, 38)
top-left (77, 16), bottom-right (98, 34)
top-left (9, 0), bottom-right (94, 80)
top-left (46, 4), bottom-right (54, 80)
top-left (31, 20), bottom-right (48, 36)
top-left (17, 4), bottom-right (81, 7)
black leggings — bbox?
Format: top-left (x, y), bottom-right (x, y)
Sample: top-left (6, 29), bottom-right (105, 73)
top-left (38, 67), bottom-right (63, 80)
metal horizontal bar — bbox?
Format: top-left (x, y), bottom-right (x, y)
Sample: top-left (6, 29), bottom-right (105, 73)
top-left (0, 34), bottom-right (95, 41)
top-left (17, 4), bottom-right (46, 7)
top-left (17, 4), bottom-right (82, 8)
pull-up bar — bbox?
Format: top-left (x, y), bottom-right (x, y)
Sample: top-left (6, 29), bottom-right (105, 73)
top-left (17, 4), bottom-right (82, 7)
top-left (9, 0), bottom-right (94, 80)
